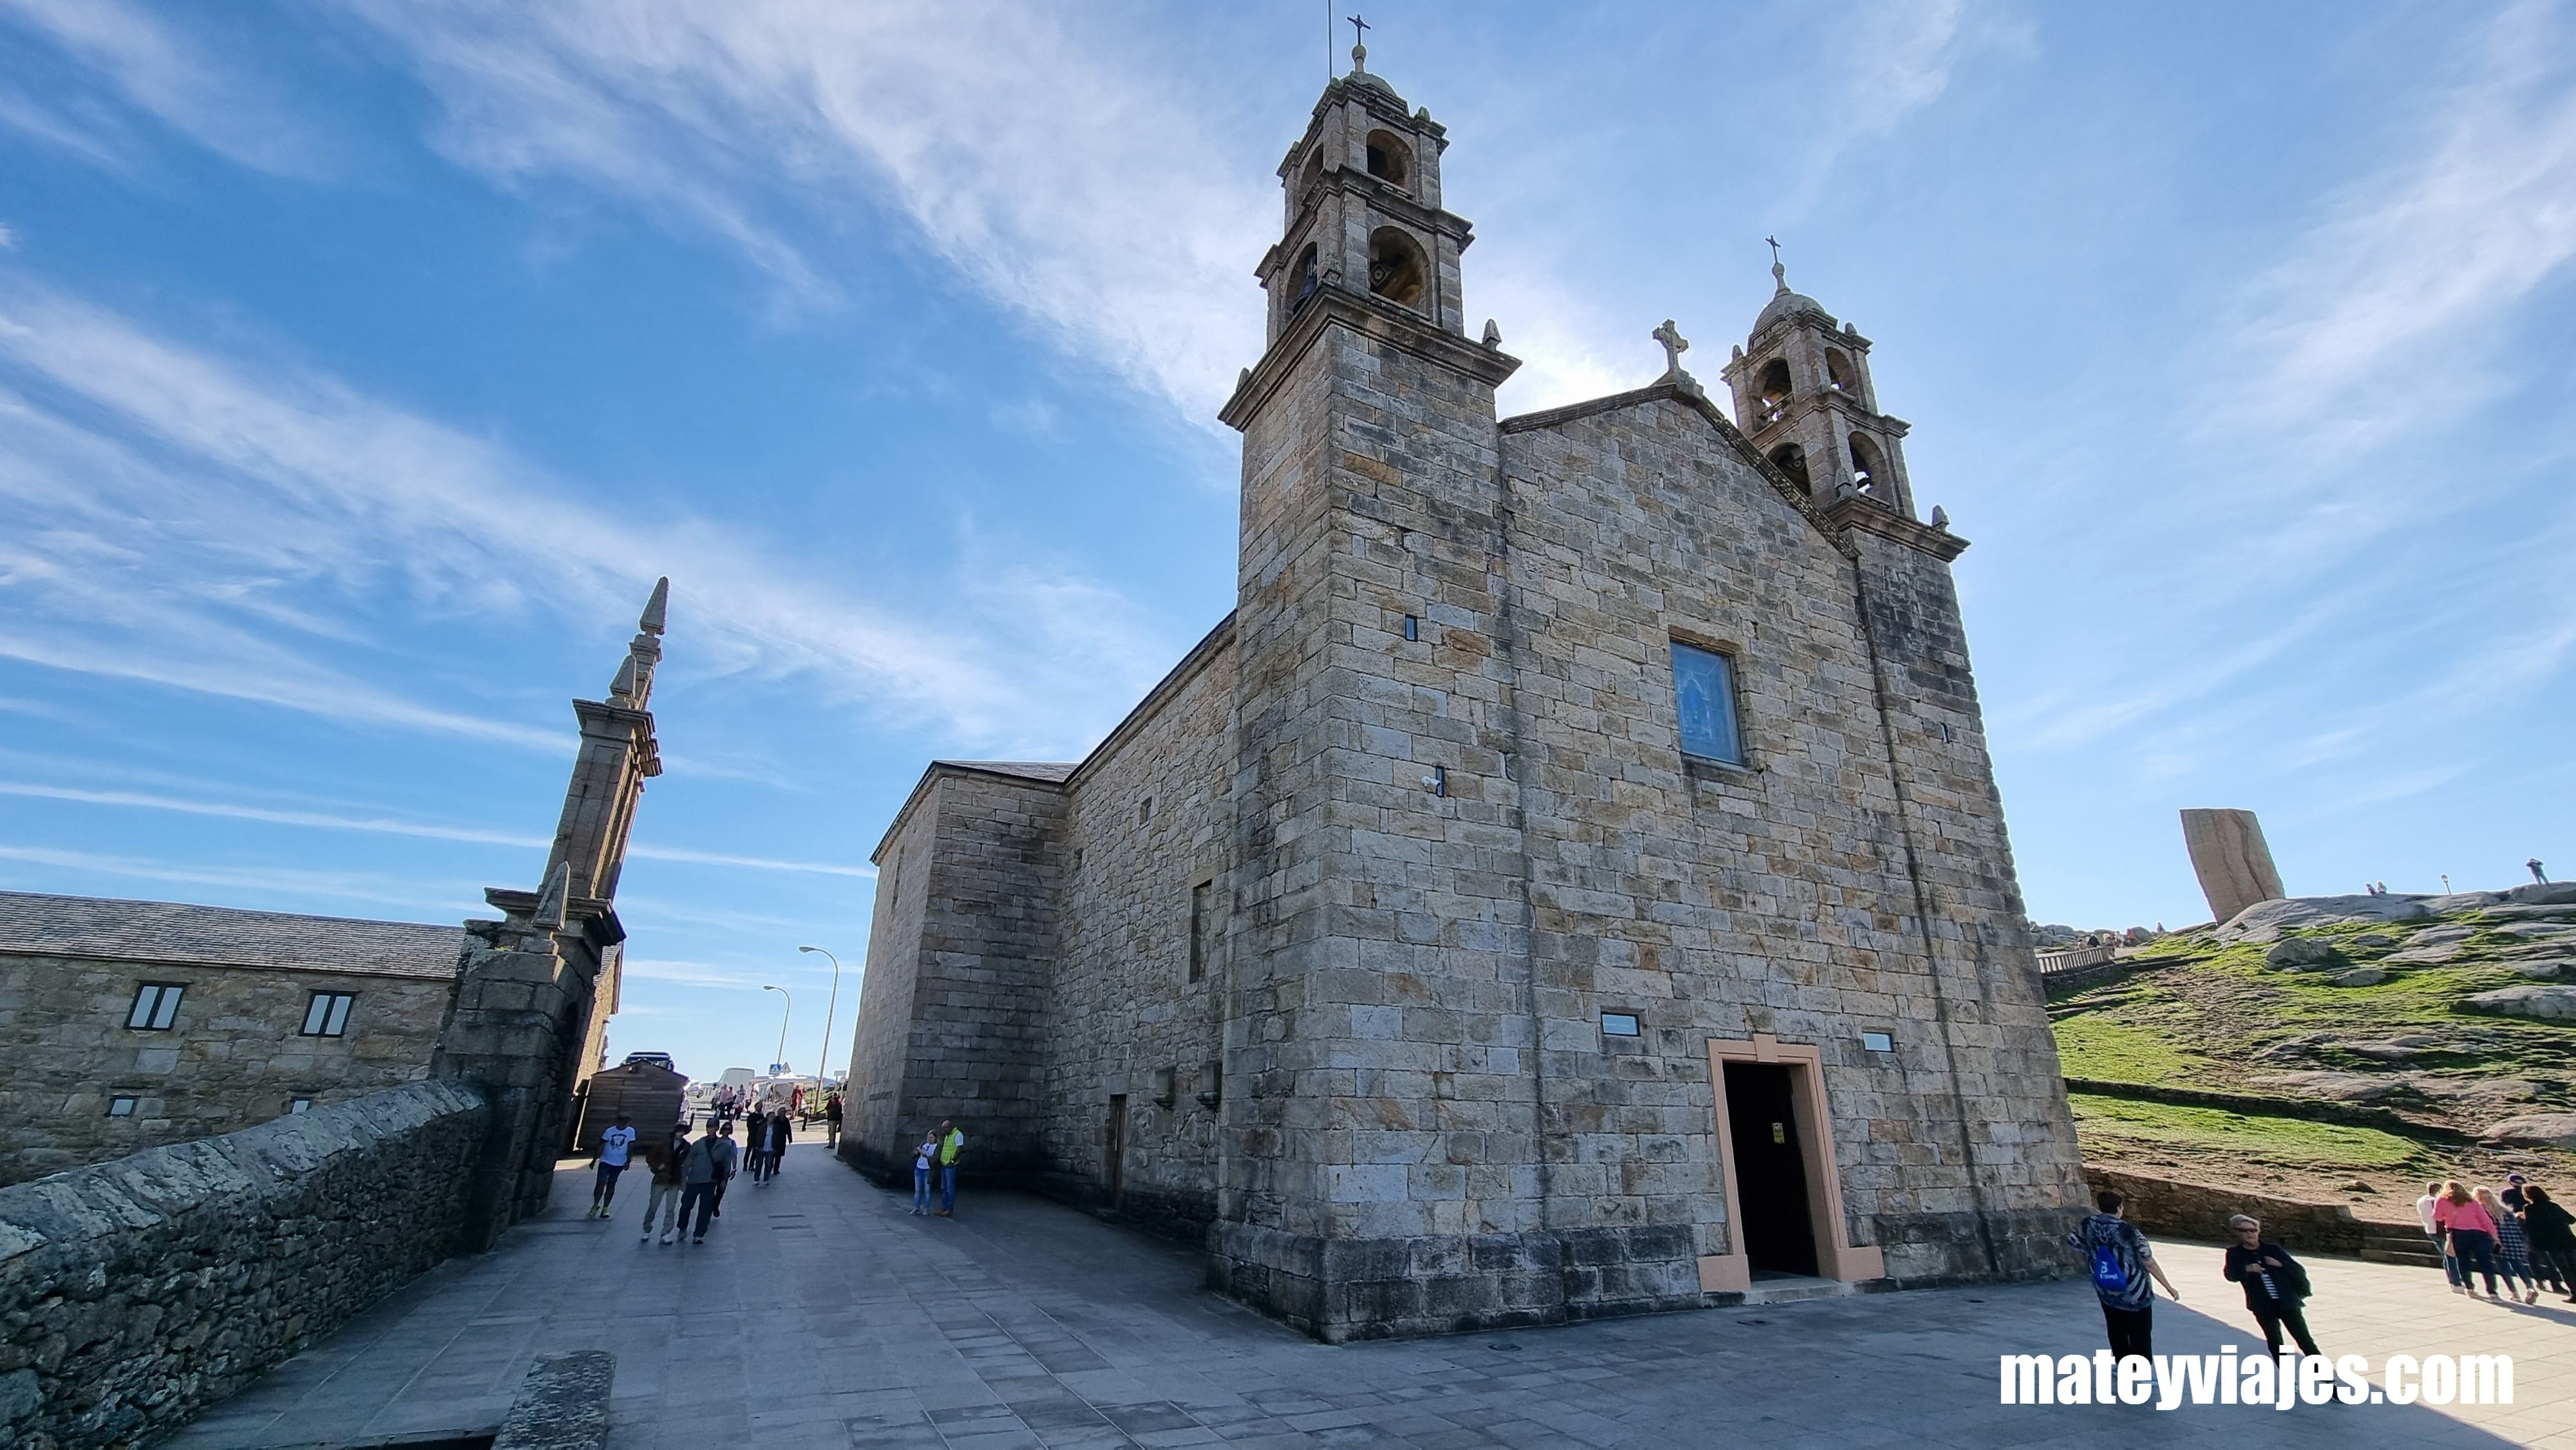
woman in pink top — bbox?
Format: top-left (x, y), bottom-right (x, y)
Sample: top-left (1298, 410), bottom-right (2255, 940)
top-left (2438, 1181), bottom-right (2504, 1299)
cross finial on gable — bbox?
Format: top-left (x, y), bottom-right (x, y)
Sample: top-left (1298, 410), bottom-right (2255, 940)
top-left (1653, 319), bottom-right (1690, 381)
top-left (1347, 14), bottom-right (1370, 70)
top-left (1766, 235), bottom-right (1788, 294)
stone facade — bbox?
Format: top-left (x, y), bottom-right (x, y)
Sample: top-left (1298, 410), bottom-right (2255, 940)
top-left (0, 894), bottom-right (466, 1187)
top-left (0, 1080), bottom-right (489, 1449)
top-left (844, 63), bottom-right (2086, 1341)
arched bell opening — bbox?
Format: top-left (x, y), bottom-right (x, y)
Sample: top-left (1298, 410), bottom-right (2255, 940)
top-left (1364, 129), bottom-right (1413, 192)
top-left (1368, 227), bottom-right (1428, 311)
top-left (1768, 442), bottom-right (1811, 491)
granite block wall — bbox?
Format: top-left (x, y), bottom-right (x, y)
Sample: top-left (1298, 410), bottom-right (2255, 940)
top-left (1037, 622), bottom-right (1237, 1234)
top-left (0, 950), bottom-right (457, 1188)
top-left (0, 1080), bottom-right (488, 1449)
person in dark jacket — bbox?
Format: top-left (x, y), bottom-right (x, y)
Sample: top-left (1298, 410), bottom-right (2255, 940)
top-left (2521, 1185), bottom-right (2576, 1304)
top-left (677, 1122), bottom-right (737, 1244)
top-left (757, 1109), bottom-right (792, 1182)
top-left (2222, 1215), bottom-right (2320, 1356)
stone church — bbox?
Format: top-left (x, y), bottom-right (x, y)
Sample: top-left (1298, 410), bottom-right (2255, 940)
top-left (842, 55), bottom-right (2086, 1341)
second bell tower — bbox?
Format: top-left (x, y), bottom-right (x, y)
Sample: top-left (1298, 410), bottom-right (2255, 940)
top-left (1720, 258), bottom-right (1918, 519)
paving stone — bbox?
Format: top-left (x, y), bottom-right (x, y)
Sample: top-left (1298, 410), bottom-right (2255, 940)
top-left (156, 1150), bottom-right (2559, 1448)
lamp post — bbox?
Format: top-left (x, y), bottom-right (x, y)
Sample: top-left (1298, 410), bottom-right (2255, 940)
top-left (761, 984), bottom-right (792, 1075)
top-left (800, 945), bottom-right (842, 1093)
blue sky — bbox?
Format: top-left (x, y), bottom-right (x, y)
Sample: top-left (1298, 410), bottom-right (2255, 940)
top-left (2, 1), bottom-right (2570, 1082)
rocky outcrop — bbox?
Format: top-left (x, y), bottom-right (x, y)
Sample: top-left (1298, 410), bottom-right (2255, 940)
top-left (0, 1081), bottom-right (486, 1449)
top-left (2481, 1114), bottom-right (2576, 1149)
top-left (2220, 894), bottom-right (2431, 943)
top-left (2459, 984), bottom-right (2576, 1022)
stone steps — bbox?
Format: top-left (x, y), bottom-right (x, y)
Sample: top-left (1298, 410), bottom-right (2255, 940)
top-left (1709, 1275), bottom-right (1873, 1307)
top-left (2359, 1234), bottom-right (2442, 1267)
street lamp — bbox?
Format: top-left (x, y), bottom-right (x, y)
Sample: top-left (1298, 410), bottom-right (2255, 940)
top-left (800, 945), bottom-right (842, 1092)
top-left (761, 984), bottom-right (792, 1075)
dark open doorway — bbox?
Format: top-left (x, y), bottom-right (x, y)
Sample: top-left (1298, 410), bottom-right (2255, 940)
top-left (1722, 1062), bottom-right (1819, 1277)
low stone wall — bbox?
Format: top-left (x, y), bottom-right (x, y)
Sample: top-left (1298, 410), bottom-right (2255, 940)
top-left (2064, 1077), bottom-right (2466, 1142)
top-left (0, 1080), bottom-right (488, 1449)
top-left (2081, 1165), bottom-right (2412, 1257)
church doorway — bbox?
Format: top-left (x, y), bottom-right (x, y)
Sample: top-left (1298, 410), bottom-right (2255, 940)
top-left (1721, 1062), bottom-right (1818, 1277)
top-left (1698, 1034), bottom-right (1885, 1293)
top-left (1104, 1095), bottom-right (1128, 1203)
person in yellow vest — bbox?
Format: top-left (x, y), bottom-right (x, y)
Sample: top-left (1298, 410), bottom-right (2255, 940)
top-left (936, 1120), bottom-right (967, 1218)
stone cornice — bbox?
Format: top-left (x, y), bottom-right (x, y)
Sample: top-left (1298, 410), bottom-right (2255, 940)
top-left (1220, 288), bottom-right (1520, 432)
top-left (1823, 497), bottom-right (1969, 560)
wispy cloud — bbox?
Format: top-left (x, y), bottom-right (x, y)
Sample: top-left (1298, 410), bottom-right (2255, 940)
top-left (0, 0), bottom-right (331, 175)
top-left (2215, 2), bottom-right (2576, 471)
top-left (0, 842), bottom-right (482, 916)
top-left (0, 280), bottom-right (1179, 754)
top-left (334, 1), bottom-right (1273, 416)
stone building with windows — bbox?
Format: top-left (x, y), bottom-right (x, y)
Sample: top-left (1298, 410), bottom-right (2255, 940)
top-left (0, 582), bottom-right (671, 1192)
top-left (841, 57), bottom-right (2085, 1341)
top-left (0, 892), bottom-right (470, 1185)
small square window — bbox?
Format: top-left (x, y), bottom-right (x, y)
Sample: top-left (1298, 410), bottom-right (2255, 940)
top-left (126, 982), bottom-right (184, 1031)
top-left (1600, 1012), bottom-right (1642, 1037)
top-left (301, 992), bottom-right (356, 1037)
top-left (107, 1096), bottom-right (138, 1117)
top-left (1670, 642), bottom-right (1745, 764)
top-left (287, 1097), bottom-right (313, 1115)
top-left (1861, 1031), bottom-right (1895, 1053)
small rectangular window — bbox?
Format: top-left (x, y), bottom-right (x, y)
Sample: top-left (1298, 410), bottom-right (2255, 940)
top-left (1669, 641), bottom-right (1745, 764)
top-left (1861, 1031), bottom-right (1895, 1053)
top-left (1188, 881), bottom-right (1214, 983)
top-left (1600, 1012), bottom-right (1642, 1037)
top-left (1403, 614), bottom-right (1419, 642)
top-left (1139, 796), bottom-right (1154, 826)
top-left (107, 1096), bottom-right (138, 1117)
top-left (126, 983), bottom-right (184, 1031)
top-left (301, 992), bottom-right (356, 1037)
top-left (287, 1097), bottom-right (313, 1115)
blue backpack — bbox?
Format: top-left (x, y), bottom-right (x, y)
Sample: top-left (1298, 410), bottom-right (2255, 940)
top-left (2090, 1235), bottom-right (2130, 1295)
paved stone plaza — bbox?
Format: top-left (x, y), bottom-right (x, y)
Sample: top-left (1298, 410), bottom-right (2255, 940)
top-left (167, 1144), bottom-right (2570, 1449)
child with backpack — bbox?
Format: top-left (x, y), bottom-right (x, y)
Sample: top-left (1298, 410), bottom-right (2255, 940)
top-left (2066, 1189), bottom-right (2181, 1361)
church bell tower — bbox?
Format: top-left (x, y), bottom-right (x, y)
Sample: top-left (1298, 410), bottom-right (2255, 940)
top-left (1720, 257), bottom-right (1917, 519)
top-left (1251, 37), bottom-right (1471, 346)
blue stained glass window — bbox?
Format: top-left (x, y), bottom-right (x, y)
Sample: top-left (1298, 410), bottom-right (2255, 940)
top-left (1670, 642), bottom-right (1744, 764)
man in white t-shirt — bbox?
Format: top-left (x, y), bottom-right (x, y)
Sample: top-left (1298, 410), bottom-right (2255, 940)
top-left (590, 1113), bottom-right (638, 1219)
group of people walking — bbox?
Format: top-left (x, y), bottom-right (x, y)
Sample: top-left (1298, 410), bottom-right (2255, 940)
top-left (2071, 1172), bottom-right (2576, 1365)
top-left (580, 1104), bottom-right (802, 1246)
top-left (2418, 1174), bottom-right (2576, 1304)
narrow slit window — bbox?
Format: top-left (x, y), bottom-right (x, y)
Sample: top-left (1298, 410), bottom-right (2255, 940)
top-left (1669, 642), bottom-right (1745, 764)
top-left (1403, 614), bottom-right (1419, 641)
top-left (301, 992), bottom-right (356, 1037)
top-left (1188, 881), bottom-right (1214, 983)
top-left (126, 982), bottom-right (184, 1031)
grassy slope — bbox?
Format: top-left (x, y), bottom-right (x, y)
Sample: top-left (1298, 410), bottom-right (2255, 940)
top-left (2048, 907), bottom-right (2575, 1212)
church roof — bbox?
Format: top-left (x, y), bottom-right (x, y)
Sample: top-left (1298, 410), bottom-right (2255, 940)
top-left (932, 760), bottom-right (1079, 784)
top-left (0, 889), bottom-right (467, 979)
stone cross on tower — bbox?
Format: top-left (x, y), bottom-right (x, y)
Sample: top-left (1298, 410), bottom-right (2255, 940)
top-left (1347, 14), bottom-right (1370, 70)
top-left (1653, 319), bottom-right (1689, 381)
top-left (1766, 235), bottom-right (1789, 294)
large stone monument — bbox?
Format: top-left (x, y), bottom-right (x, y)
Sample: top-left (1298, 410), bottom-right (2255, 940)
top-left (2180, 807), bottom-right (2284, 925)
